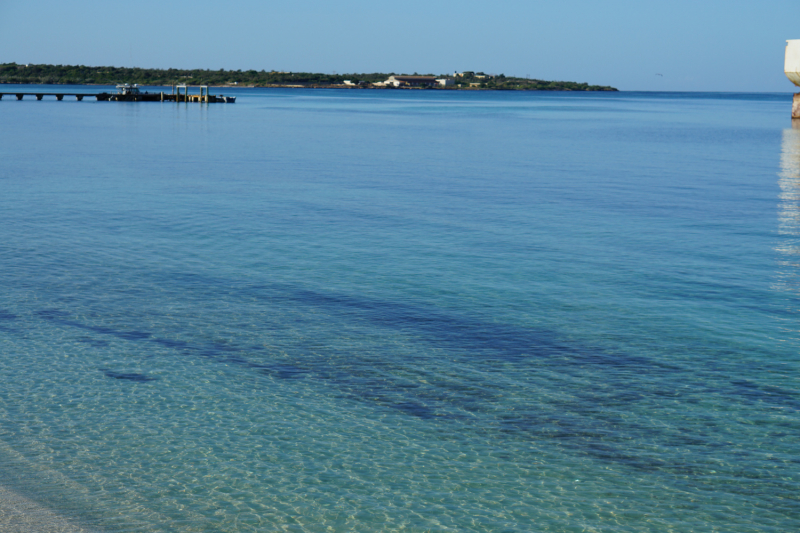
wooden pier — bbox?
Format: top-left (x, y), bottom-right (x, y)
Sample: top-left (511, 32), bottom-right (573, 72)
top-left (0, 92), bottom-right (94, 101)
top-left (0, 85), bottom-right (235, 103)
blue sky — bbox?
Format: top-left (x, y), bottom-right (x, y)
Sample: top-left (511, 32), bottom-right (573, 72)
top-left (1, 0), bottom-right (798, 91)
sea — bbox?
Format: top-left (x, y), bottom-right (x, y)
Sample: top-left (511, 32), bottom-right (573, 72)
top-left (0, 85), bottom-right (798, 532)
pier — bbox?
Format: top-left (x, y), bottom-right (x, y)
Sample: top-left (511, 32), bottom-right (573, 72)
top-left (0, 84), bottom-right (235, 103)
top-left (0, 92), bottom-right (93, 101)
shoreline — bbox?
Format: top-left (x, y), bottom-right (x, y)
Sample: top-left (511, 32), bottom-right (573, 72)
top-left (0, 486), bottom-right (95, 533)
top-left (0, 82), bottom-right (616, 92)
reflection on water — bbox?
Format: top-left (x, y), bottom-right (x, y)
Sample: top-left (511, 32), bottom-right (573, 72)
top-left (777, 129), bottom-right (800, 321)
top-left (779, 129), bottom-right (800, 235)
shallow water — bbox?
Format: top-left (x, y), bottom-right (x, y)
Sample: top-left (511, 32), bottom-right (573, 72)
top-left (1, 86), bottom-right (798, 532)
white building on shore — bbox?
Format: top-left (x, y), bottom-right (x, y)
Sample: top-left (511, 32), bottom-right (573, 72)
top-left (374, 76), bottom-right (454, 88)
top-left (384, 76), bottom-right (437, 87)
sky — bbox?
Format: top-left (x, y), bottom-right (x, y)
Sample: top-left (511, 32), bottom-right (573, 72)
top-left (1, 0), bottom-right (798, 92)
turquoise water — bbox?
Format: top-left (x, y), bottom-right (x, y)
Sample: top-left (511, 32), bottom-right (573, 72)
top-left (1, 87), bottom-right (798, 532)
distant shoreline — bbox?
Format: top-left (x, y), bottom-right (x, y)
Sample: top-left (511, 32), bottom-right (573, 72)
top-left (0, 63), bottom-right (618, 92)
top-left (0, 81), bottom-right (616, 92)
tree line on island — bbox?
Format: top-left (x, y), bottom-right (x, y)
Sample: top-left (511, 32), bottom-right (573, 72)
top-left (0, 63), bottom-right (617, 91)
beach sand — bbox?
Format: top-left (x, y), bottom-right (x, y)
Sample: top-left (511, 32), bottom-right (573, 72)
top-left (0, 487), bottom-right (94, 533)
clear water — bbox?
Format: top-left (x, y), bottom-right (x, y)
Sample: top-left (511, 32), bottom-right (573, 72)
top-left (0, 86), bottom-right (798, 532)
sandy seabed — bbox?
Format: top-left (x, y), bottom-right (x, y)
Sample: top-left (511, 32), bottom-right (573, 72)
top-left (0, 487), bottom-right (94, 533)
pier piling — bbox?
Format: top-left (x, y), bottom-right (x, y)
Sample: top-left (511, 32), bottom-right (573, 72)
top-left (794, 94), bottom-right (800, 119)
top-left (2, 86), bottom-right (233, 104)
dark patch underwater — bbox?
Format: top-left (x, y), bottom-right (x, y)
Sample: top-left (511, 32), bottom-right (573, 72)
top-left (101, 369), bottom-right (156, 382)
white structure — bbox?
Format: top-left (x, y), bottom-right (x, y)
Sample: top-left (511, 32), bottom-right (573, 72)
top-left (436, 78), bottom-right (454, 87)
top-left (385, 75), bottom-right (437, 87)
top-left (785, 40), bottom-right (800, 87)
top-left (787, 40), bottom-right (800, 118)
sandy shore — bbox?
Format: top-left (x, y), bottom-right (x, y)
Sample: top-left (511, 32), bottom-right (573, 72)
top-left (0, 486), bottom-right (95, 533)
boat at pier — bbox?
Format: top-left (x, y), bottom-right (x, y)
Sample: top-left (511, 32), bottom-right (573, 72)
top-left (98, 84), bottom-right (162, 102)
top-left (96, 84), bottom-right (235, 103)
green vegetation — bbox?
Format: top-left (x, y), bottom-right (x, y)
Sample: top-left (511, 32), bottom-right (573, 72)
top-left (453, 72), bottom-right (615, 91)
top-left (0, 63), bottom-right (390, 86)
top-left (0, 63), bottom-right (617, 91)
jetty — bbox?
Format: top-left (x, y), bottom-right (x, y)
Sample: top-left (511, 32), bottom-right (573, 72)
top-left (0, 84), bottom-right (235, 103)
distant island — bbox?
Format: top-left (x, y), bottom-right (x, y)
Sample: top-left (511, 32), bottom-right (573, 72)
top-left (0, 63), bottom-right (617, 91)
